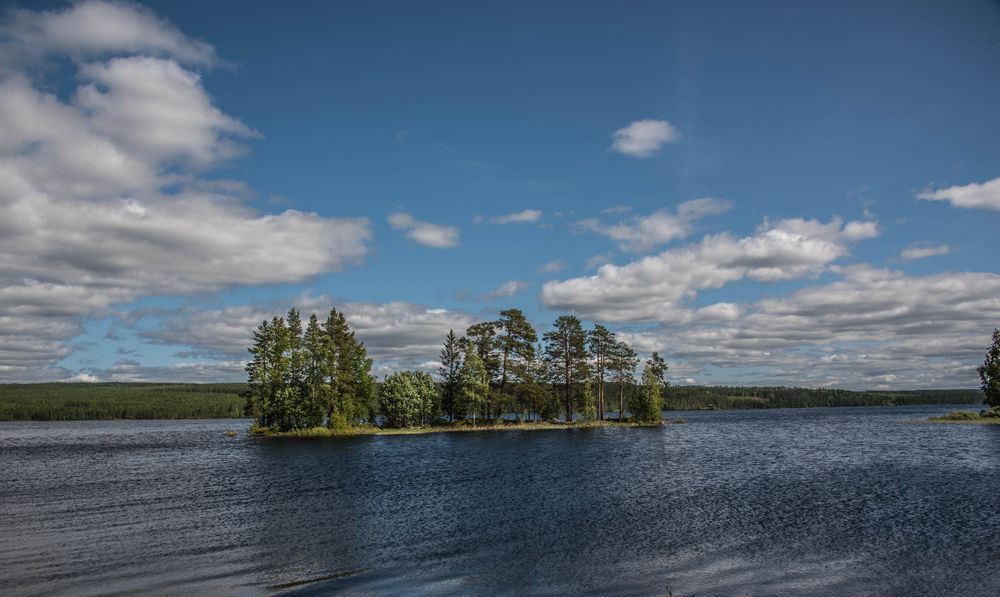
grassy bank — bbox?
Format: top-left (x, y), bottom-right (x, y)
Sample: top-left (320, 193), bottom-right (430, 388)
top-left (928, 408), bottom-right (1000, 425)
top-left (251, 418), bottom-right (680, 438)
top-left (0, 383), bottom-right (246, 421)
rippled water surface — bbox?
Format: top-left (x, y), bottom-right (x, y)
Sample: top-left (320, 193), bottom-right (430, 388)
top-left (2, 405), bottom-right (999, 596)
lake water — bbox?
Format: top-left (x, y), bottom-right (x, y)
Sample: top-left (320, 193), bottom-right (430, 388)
top-left (1, 405), bottom-right (998, 596)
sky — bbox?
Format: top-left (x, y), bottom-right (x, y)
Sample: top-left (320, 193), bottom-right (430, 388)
top-left (1, 0), bottom-right (999, 389)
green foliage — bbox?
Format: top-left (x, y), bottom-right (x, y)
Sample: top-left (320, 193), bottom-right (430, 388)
top-left (632, 359), bottom-right (664, 423)
top-left (495, 308), bottom-right (538, 408)
top-left (245, 307), bottom-right (375, 432)
top-left (578, 379), bottom-right (597, 422)
top-left (0, 383), bottom-right (245, 421)
top-left (378, 370), bottom-right (438, 428)
top-left (982, 406), bottom-right (1000, 418)
top-left (458, 349), bottom-right (490, 424)
top-left (978, 329), bottom-right (1000, 408)
top-left (538, 390), bottom-right (562, 421)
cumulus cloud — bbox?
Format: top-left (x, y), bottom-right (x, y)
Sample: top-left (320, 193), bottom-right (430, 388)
top-left (622, 266), bottom-right (1000, 389)
top-left (0, 2), bottom-right (371, 381)
top-left (917, 177), bottom-right (1000, 211)
top-left (575, 197), bottom-right (731, 253)
top-left (76, 57), bottom-right (258, 166)
top-left (900, 244), bottom-right (952, 261)
top-left (139, 296), bottom-right (479, 379)
top-left (388, 212), bottom-right (460, 248)
top-left (610, 119), bottom-right (681, 158)
top-left (1, 0), bottom-right (220, 69)
top-left (543, 216), bottom-right (880, 322)
top-left (488, 209), bottom-right (542, 224)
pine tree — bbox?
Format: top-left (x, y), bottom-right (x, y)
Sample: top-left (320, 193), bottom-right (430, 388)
top-left (516, 340), bottom-right (550, 421)
top-left (465, 321), bottom-right (499, 418)
top-left (608, 339), bottom-right (638, 421)
top-left (543, 315), bottom-right (590, 422)
top-left (588, 324), bottom-right (616, 420)
top-left (495, 309), bottom-right (538, 417)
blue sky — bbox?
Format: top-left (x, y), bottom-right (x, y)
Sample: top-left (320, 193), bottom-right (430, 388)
top-left (1, 0), bottom-right (999, 388)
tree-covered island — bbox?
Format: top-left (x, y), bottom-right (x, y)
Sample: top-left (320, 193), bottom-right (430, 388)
top-left (244, 307), bottom-right (668, 436)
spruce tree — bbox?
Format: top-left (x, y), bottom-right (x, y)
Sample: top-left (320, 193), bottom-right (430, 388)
top-left (439, 330), bottom-right (463, 421)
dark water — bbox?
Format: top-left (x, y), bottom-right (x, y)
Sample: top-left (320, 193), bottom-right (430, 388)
top-left (2, 405), bottom-right (999, 596)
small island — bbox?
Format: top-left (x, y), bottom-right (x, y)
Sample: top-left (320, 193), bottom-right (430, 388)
top-left (245, 308), bottom-right (672, 437)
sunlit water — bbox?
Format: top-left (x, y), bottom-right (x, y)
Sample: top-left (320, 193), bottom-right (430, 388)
top-left (1, 405), bottom-right (998, 596)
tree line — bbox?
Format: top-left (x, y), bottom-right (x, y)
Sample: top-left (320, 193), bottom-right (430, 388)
top-left (0, 383), bottom-right (245, 421)
top-left (244, 308), bottom-right (668, 432)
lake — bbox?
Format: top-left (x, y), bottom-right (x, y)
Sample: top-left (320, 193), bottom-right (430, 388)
top-left (1, 405), bottom-right (998, 596)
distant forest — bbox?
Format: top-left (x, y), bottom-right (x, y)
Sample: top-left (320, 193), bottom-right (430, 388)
top-left (0, 383), bottom-right (244, 421)
top-left (0, 382), bottom-right (979, 422)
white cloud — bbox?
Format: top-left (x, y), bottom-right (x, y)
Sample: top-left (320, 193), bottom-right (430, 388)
top-left (576, 197), bottom-right (731, 253)
top-left (76, 57), bottom-right (258, 167)
top-left (625, 266), bottom-right (1000, 389)
top-left (139, 296), bottom-right (479, 378)
top-left (488, 209), bottom-right (542, 224)
top-left (900, 244), bottom-right (952, 261)
top-left (696, 302), bottom-right (744, 322)
top-left (2, 0), bottom-right (220, 69)
top-left (610, 119), bottom-right (681, 158)
top-left (483, 280), bottom-right (529, 300)
top-left (63, 372), bottom-right (100, 383)
top-left (388, 212), bottom-right (460, 248)
top-left (917, 177), bottom-right (1000, 211)
top-left (539, 260), bottom-right (566, 273)
top-left (455, 280), bottom-right (531, 303)
top-left (543, 216), bottom-right (880, 322)
top-left (0, 3), bottom-right (372, 381)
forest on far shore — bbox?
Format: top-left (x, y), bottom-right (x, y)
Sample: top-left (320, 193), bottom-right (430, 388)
top-left (0, 381), bottom-right (980, 422)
